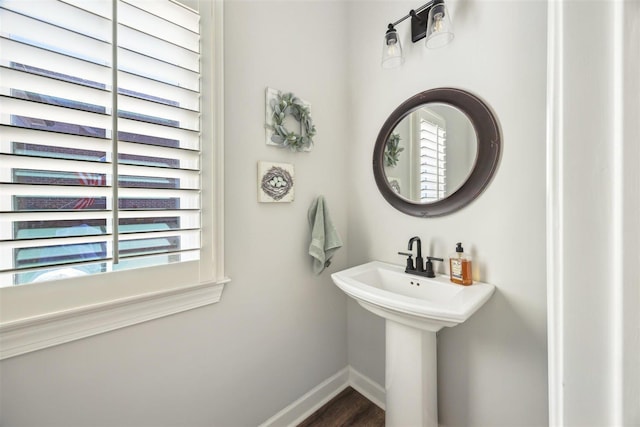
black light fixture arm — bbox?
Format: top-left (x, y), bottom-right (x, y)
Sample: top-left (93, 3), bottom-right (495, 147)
top-left (388, 0), bottom-right (434, 27)
top-left (409, 9), bottom-right (425, 24)
top-left (387, 0), bottom-right (446, 43)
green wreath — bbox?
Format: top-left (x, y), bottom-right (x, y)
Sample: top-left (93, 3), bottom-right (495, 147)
top-left (384, 133), bottom-right (403, 167)
top-left (267, 91), bottom-right (316, 152)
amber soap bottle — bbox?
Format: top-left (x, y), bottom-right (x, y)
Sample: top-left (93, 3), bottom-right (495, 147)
top-left (449, 242), bottom-right (473, 285)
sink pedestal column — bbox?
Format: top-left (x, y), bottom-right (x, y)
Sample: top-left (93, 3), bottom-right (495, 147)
top-left (385, 320), bottom-right (438, 427)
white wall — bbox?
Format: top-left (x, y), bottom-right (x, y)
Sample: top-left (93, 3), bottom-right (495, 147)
top-left (345, 1), bottom-right (548, 426)
top-left (547, 1), bottom-right (640, 425)
top-left (621, 5), bottom-right (640, 423)
top-left (0, 1), bottom-right (350, 426)
top-left (434, 105), bottom-right (475, 196)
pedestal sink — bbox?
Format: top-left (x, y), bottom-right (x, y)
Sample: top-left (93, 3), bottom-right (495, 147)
top-left (331, 261), bottom-right (495, 427)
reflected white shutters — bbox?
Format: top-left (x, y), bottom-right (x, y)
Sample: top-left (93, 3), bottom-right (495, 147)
top-left (418, 114), bottom-right (446, 202)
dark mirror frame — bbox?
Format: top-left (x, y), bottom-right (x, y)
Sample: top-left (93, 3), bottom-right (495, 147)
top-left (373, 88), bottom-right (501, 217)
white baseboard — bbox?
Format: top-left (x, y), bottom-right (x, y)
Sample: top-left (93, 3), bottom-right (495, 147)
top-left (348, 366), bottom-right (386, 410)
top-left (258, 366), bottom-right (385, 427)
top-left (258, 367), bottom-right (349, 427)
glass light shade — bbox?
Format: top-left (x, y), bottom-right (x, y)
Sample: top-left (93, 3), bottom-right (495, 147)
top-left (425, 2), bottom-right (454, 49)
top-left (381, 26), bottom-right (404, 69)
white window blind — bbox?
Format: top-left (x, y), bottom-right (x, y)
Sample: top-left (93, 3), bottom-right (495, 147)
top-left (419, 114), bottom-right (446, 202)
top-left (0, 0), bottom-right (202, 286)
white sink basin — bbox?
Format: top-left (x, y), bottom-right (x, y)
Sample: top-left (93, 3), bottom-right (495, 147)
top-left (332, 261), bottom-right (495, 426)
top-left (331, 260), bottom-right (495, 332)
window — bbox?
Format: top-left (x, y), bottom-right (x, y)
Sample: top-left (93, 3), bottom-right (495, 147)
top-left (1, 0), bottom-right (202, 285)
top-left (0, 0), bottom-right (226, 359)
top-left (416, 110), bottom-right (446, 202)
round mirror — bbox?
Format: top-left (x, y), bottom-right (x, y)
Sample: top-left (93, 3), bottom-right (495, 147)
top-left (382, 103), bottom-right (477, 202)
top-left (373, 88), bottom-right (501, 217)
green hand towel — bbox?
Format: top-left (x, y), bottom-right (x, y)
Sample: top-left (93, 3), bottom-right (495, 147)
top-left (308, 196), bottom-right (343, 275)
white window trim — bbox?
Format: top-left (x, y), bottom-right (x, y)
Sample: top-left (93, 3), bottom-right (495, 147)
top-left (0, 0), bottom-right (228, 360)
top-left (0, 278), bottom-right (229, 359)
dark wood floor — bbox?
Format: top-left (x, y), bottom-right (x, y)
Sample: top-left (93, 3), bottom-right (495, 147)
top-left (297, 387), bottom-right (385, 427)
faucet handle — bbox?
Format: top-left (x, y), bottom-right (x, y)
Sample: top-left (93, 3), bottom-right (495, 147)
top-left (424, 256), bottom-right (444, 278)
top-left (398, 251), bottom-right (415, 271)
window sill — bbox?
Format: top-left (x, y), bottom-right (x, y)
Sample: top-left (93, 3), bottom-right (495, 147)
top-left (0, 277), bottom-right (230, 360)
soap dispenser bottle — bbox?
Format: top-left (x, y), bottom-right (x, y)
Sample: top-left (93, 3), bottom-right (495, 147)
top-left (449, 242), bottom-right (473, 285)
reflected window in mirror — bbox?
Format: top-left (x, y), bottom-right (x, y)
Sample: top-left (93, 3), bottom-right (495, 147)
top-left (381, 103), bottom-right (477, 204)
top-left (417, 109), bottom-right (447, 202)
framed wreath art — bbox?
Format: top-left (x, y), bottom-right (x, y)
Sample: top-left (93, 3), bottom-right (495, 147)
top-left (265, 87), bottom-right (316, 152)
top-left (384, 132), bottom-right (403, 167)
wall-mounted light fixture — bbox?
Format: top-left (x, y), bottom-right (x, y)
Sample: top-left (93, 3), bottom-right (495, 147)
top-left (382, 0), bottom-right (454, 69)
